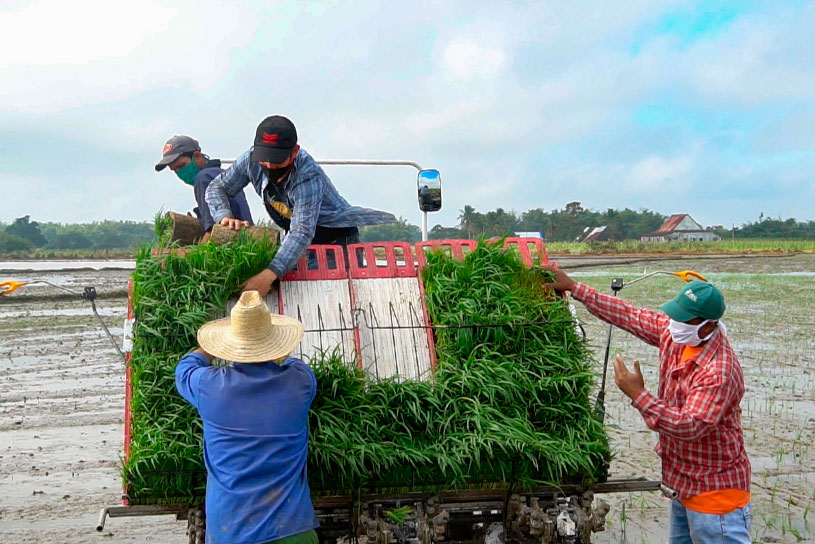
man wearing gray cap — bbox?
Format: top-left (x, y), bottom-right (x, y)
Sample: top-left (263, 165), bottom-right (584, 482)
top-left (155, 135), bottom-right (254, 242)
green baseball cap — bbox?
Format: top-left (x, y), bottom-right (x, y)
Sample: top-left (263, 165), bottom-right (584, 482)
top-left (660, 280), bottom-right (725, 322)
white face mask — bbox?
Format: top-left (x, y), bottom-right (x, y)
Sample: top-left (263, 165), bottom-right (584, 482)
top-left (668, 319), bottom-right (717, 346)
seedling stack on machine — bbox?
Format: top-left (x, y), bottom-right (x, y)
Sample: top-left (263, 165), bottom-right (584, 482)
top-left (93, 161), bottom-right (668, 543)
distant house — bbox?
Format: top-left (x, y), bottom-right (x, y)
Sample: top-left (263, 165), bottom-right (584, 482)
top-left (580, 226), bottom-right (609, 243)
top-left (515, 231), bottom-right (544, 240)
top-left (641, 214), bottom-right (722, 242)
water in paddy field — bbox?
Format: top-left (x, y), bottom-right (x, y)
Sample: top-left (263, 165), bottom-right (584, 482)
top-left (0, 260), bottom-right (136, 272)
top-left (0, 255), bottom-right (814, 543)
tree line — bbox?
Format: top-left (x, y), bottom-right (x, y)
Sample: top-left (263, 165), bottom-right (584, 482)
top-left (2, 206), bottom-right (814, 253)
top-left (0, 216), bottom-right (156, 252)
top-left (361, 204), bottom-right (815, 242)
top-left (362, 203), bottom-right (670, 242)
top-left (729, 217), bottom-right (815, 239)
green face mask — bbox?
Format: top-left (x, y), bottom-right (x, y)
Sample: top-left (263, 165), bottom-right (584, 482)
top-left (175, 159), bottom-right (201, 186)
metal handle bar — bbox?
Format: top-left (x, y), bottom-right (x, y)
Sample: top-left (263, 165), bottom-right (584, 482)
top-left (220, 158), bottom-right (424, 171)
top-left (624, 269), bottom-right (707, 287)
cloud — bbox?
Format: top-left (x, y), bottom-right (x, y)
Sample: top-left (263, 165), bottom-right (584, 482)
top-left (624, 155), bottom-right (695, 192)
top-left (0, 0), bottom-right (813, 231)
top-left (0, 0), bottom-right (255, 115)
top-left (442, 40), bottom-right (506, 80)
top-left (0, 1), bottom-right (175, 66)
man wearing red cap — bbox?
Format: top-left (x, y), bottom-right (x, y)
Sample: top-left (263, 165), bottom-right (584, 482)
top-left (206, 115), bottom-right (395, 296)
top-left (543, 267), bottom-right (751, 543)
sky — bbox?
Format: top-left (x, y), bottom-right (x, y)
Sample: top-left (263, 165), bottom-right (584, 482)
top-left (1, 0), bottom-right (813, 230)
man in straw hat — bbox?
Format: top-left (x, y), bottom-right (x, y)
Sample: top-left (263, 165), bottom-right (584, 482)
top-left (542, 268), bottom-right (751, 544)
top-left (175, 290), bottom-right (318, 544)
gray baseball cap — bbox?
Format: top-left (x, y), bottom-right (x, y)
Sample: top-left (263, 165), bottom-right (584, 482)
top-left (155, 135), bottom-right (201, 171)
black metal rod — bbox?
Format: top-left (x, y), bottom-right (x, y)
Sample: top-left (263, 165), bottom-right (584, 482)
top-left (89, 298), bottom-right (126, 363)
top-left (367, 302), bottom-right (380, 381)
top-left (301, 319), bottom-right (578, 333)
top-left (409, 303), bottom-right (422, 380)
top-left (136, 318), bottom-right (582, 339)
top-left (594, 284), bottom-right (622, 422)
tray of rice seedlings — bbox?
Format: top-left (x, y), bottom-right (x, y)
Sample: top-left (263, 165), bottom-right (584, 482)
top-left (307, 240), bottom-right (609, 494)
top-left (123, 228), bottom-right (609, 503)
top-left (423, 241), bottom-right (609, 486)
top-left (123, 229), bottom-right (279, 504)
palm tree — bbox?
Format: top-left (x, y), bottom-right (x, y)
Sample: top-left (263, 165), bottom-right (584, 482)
top-left (458, 205), bottom-right (477, 238)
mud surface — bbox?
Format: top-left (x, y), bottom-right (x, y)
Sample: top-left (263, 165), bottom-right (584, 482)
top-left (0, 269), bottom-right (186, 543)
top-left (1, 256), bottom-right (814, 543)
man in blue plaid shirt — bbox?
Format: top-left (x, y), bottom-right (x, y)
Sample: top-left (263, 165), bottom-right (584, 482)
top-left (206, 115), bottom-right (395, 296)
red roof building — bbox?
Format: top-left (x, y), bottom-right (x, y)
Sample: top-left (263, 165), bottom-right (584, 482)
top-left (641, 214), bottom-right (721, 242)
top-left (580, 226), bottom-right (609, 243)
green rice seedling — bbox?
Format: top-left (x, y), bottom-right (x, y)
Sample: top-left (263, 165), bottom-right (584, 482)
top-left (545, 239), bottom-right (815, 255)
top-left (383, 506), bottom-right (413, 524)
top-left (123, 229), bottom-right (278, 502)
top-left (124, 234), bottom-right (609, 502)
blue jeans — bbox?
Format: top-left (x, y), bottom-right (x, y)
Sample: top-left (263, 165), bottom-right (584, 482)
top-left (669, 499), bottom-right (751, 544)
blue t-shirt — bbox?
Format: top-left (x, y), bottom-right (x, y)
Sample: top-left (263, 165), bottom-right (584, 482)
top-left (193, 159), bottom-right (254, 233)
top-left (175, 352), bottom-right (319, 544)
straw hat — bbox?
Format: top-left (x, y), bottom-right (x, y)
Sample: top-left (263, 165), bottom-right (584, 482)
top-left (197, 290), bottom-right (304, 363)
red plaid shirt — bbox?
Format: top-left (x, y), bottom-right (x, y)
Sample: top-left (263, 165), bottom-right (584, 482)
top-left (572, 282), bottom-right (751, 499)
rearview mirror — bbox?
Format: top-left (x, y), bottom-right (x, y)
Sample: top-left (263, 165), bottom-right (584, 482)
top-left (417, 169), bottom-right (442, 212)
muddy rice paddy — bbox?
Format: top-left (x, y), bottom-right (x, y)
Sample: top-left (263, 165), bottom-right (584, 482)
top-left (1, 255), bottom-right (813, 543)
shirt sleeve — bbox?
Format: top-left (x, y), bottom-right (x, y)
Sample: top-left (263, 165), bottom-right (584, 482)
top-left (631, 365), bottom-right (736, 441)
top-left (194, 172), bottom-right (218, 233)
top-left (205, 151), bottom-right (252, 224)
top-left (175, 352), bottom-right (212, 408)
top-left (571, 282), bottom-right (668, 347)
top-left (267, 173), bottom-right (324, 278)
top-left (295, 359), bottom-right (318, 405)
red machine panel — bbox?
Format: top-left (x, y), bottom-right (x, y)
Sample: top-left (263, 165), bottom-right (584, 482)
top-left (283, 245), bottom-right (348, 281)
top-left (123, 279), bottom-right (134, 505)
top-left (414, 239), bottom-right (477, 269)
top-left (347, 242), bottom-right (416, 279)
top-left (503, 237), bottom-right (550, 266)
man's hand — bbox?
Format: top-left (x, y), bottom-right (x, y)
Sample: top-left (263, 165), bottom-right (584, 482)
top-left (194, 347), bottom-right (214, 362)
top-left (241, 269), bottom-right (278, 298)
top-left (539, 265), bottom-right (576, 292)
top-left (613, 354), bottom-right (645, 400)
top-left (219, 217), bottom-right (250, 230)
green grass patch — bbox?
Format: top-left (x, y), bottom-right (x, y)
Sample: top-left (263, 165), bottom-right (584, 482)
top-left (547, 239), bottom-right (815, 255)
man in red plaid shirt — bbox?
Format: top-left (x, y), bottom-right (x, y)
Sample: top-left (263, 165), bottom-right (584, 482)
top-left (544, 267), bottom-right (751, 543)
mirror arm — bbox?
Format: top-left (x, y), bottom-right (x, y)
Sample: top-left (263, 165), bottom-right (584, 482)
top-left (222, 159), bottom-right (424, 170)
top-left (316, 160), bottom-right (424, 171)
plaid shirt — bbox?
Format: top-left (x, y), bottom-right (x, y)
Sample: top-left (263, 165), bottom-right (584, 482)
top-left (572, 282), bottom-right (751, 499)
top-left (206, 148), bottom-right (395, 277)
